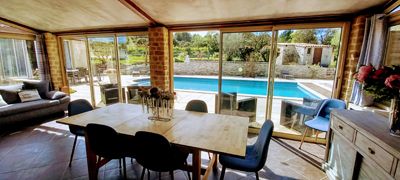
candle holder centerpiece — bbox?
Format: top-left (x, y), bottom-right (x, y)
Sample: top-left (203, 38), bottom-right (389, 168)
top-left (139, 87), bottom-right (175, 121)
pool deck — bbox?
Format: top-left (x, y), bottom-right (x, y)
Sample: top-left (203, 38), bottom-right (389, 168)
top-left (69, 75), bottom-right (333, 135)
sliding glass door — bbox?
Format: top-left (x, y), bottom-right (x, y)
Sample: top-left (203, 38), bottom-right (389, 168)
top-left (270, 27), bottom-right (343, 141)
top-left (87, 36), bottom-right (121, 107)
top-left (219, 31), bottom-right (273, 130)
top-left (62, 37), bottom-right (91, 103)
top-left (62, 33), bottom-right (149, 107)
top-left (215, 25), bottom-right (345, 141)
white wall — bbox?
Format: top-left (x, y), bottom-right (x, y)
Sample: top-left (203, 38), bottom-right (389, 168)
top-left (321, 47), bottom-right (333, 67)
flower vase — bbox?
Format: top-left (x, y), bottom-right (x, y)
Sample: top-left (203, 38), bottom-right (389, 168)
top-left (389, 97), bottom-right (400, 137)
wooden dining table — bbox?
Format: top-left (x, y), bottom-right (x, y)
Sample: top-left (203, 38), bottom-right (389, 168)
top-left (56, 103), bottom-right (249, 180)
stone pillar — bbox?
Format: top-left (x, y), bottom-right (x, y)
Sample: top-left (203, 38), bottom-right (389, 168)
top-left (44, 32), bottom-right (67, 92)
top-left (149, 26), bottom-right (170, 91)
top-left (340, 16), bottom-right (366, 101)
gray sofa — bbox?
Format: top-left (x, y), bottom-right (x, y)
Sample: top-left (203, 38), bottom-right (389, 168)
top-left (0, 80), bottom-right (70, 128)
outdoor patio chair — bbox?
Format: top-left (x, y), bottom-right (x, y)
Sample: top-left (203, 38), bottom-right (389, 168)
top-left (99, 83), bottom-right (119, 105)
top-left (280, 70), bottom-right (294, 79)
top-left (126, 85), bottom-right (151, 104)
top-left (219, 120), bottom-right (274, 180)
top-left (216, 92), bottom-right (257, 122)
top-left (76, 67), bottom-right (88, 83)
top-left (299, 99), bottom-right (346, 149)
top-left (280, 98), bottom-right (325, 129)
top-left (67, 99), bottom-right (93, 167)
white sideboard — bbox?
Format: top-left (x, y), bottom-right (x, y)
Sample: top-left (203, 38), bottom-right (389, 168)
top-left (324, 110), bottom-right (400, 180)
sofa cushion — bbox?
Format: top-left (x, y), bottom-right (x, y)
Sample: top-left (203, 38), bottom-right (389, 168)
top-left (18, 90), bottom-right (42, 102)
top-left (23, 80), bottom-right (49, 99)
top-left (0, 95), bottom-right (8, 107)
top-left (58, 96), bottom-right (71, 104)
top-left (0, 99), bottom-right (60, 117)
top-left (46, 91), bottom-right (67, 100)
top-left (0, 89), bottom-right (21, 104)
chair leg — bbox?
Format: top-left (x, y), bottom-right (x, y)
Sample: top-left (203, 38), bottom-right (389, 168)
top-left (255, 171), bottom-right (259, 180)
top-left (159, 172), bottom-right (161, 180)
top-left (141, 168), bottom-right (145, 180)
top-left (220, 166), bottom-right (226, 180)
top-left (315, 130), bottom-right (319, 143)
top-left (299, 127), bottom-right (308, 149)
top-left (69, 135), bottom-right (78, 167)
top-left (147, 169), bottom-right (151, 180)
top-left (119, 159), bottom-right (122, 174)
top-left (123, 158), bottom-right (127, 179)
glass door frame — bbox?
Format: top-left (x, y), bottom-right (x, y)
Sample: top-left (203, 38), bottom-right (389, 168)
top-left (169, 22), bottom-right (350, 140)
top-left (267, 22), bottom-right (350, 141)
top-left (59, 32), bottom-right (149, 107)
top-left (218, 26), bottom-right (274, 129)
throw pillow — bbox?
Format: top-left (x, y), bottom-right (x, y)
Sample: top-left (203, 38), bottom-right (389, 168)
top-left (46, 91), bottom-right (67, 100)
top-left (0, 89), bottom-right (21, 104)
top-left (0, 94), bottom-right (8, 107)
top-left (23, 80), bottom-right (49, 99)
top-left (18, 90), bottom-right (41, 102)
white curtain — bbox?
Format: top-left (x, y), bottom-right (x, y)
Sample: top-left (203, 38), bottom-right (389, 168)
top-left (0, 39), bottom-right (33, 80)
top-left (350, 14), bottom-right (388, 106)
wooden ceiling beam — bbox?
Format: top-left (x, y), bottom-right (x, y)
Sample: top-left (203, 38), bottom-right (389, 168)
top-left (166, 14), bottom-right (354, 31)
top-left (53, 26), bottom-right (148, 36)
top-left (118, 0), bottom-right (162, 26)
top-left (0, 17), bottom-right (40, 34)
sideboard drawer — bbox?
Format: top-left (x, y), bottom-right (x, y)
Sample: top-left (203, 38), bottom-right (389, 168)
top-left (355, 132), bottom-right (394, 173)
top-left (395, 160), bottom-right (400, 180)
top-left (331, 116), bottom-right (354, 142)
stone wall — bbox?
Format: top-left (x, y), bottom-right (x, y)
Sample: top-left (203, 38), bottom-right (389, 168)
top-left (339, 16), bottom-right (366, 101)
top-left (149, 27), bottom-right (170, 90)
top-left (44, 33), bottom-right (66, 91)
top-left (174, 60), bottom-right (336, 79)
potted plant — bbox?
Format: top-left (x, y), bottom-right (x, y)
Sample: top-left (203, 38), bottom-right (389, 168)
top-left (354, 65), bottom-right (400, 136)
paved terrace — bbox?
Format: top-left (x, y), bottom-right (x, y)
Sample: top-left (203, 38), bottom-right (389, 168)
top-left (69, 75), bottom-right (332, 135)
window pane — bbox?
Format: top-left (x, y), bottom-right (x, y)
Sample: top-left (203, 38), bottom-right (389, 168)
top-left (385, 25), bottom-right (400, 66)
top-left (0, 38), bottom-right (39, 85)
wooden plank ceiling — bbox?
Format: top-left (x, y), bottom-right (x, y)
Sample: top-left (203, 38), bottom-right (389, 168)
top-left (132, 0), bottom-right (388, 25)
top-left (0, 0), bottom-right (148, 32)
top-left (0, 0), bottom-right (390, 33)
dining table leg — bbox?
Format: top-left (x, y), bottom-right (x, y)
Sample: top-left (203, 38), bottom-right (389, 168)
top-left (192, 149), bottom-right (201, 180)
top-left (85, 134), bottom-right (98, 180)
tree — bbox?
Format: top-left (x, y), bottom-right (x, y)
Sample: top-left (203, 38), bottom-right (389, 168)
top-left (291, 30), bottom-right (318, 44)
top-left (89, 41), bottom-right (114, 67)
top-left (204, 32), bottom-right (219, 59)
top-left (330, 29), bottom-right (342, 62)
top-left (127, 36), bottom-right (149, 65)
top-left (317, 29), bottom-right (336, 45)
top-left (223, 33), bottom-right (243, 61)
top-left (174, 32), bottom-right (192, 45)
top-left (279, 30), bottom-right (293, 43)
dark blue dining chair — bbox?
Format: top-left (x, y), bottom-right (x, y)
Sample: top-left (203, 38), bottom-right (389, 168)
top-left (299, 99), bottom-right (346, 149)
top-left (219, 120), bottom-right (274, 180)
top-left (135, 131), bottom-right (190, 180)
top-left (86, 123), bottom-right (128, 179)
top-left (185, 100), bottom-right (208, 113)
top-left (185, 100), bottom-right (211, 159)
top-left (68, 99), bottom-right (93, 167)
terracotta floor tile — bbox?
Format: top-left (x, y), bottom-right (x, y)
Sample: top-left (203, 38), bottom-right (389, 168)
top-left (0, 116), bottom-right (327, 180)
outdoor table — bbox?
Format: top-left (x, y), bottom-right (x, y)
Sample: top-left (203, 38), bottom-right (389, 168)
top-left (57, 103), bottom-right (249, 180)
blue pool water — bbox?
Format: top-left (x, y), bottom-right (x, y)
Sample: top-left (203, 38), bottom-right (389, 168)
top-left (137, 77), bottom-right (319, 99)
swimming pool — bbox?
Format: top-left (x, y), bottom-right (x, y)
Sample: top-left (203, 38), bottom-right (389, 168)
top-left (136, 77), bottom-right (320, 99)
